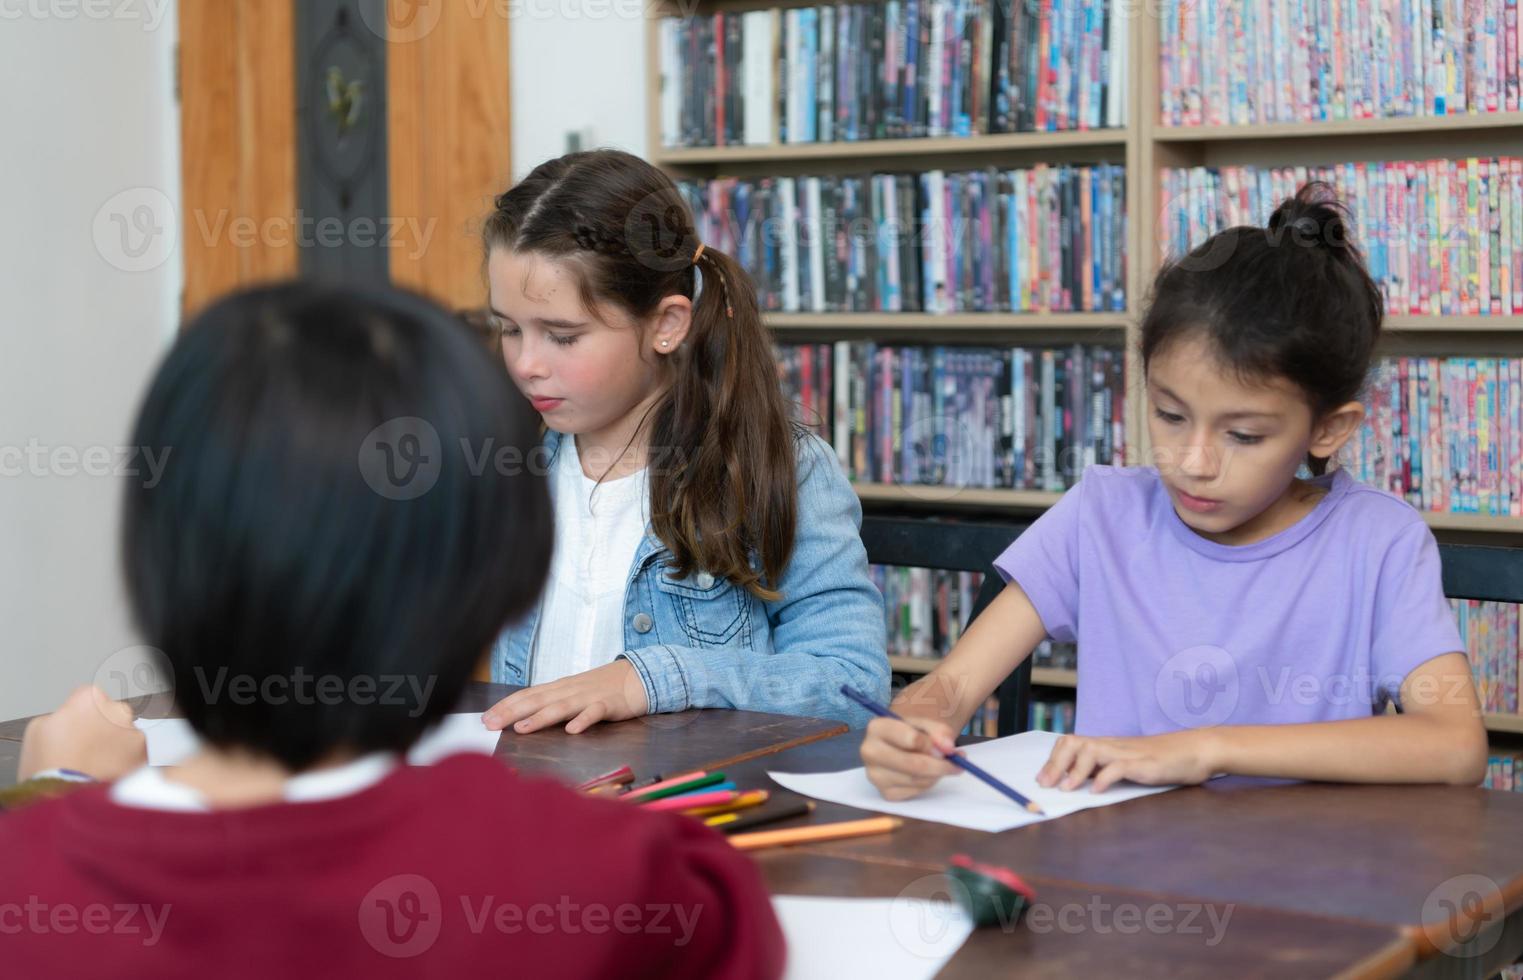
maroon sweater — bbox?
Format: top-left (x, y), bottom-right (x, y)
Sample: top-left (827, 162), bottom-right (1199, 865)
top-left (0, 754), bottom-right (785, 978)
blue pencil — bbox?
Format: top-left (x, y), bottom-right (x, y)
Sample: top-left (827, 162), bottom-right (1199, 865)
top-left (842, 685), bottom-right (1045, 815)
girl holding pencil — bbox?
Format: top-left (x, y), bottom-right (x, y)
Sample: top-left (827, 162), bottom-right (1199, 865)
top-left (861, 184), bottom-right (1488, 799)
top-left (479, 149), bottom-right (889, 734)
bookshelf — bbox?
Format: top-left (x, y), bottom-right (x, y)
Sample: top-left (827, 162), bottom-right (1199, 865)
top-left (645, 2), bottom-right (1523, 740)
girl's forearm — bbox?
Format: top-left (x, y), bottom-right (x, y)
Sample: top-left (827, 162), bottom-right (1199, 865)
top-left (1203, 712), bottom-right (1489, 785)
top-left (891, 670), bottom-right (977, 733)
top-left (889, 584), bottom-right (1050, 735)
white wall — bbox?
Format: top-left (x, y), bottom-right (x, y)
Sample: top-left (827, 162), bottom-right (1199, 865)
top-left (510, 7), bottom-right (648, 180)
top-left (0, 6), bottom-right (643, 720)
top-left (0, 1), bottom-right (182, 719)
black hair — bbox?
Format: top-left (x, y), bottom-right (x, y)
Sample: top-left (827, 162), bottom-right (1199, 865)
top-left (1140, 181), bottom-right (1383, 475)
top-left (122, 282), bottom-right (552, 770)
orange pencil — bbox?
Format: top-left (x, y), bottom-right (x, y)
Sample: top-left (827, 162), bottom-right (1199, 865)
top-left (728, 816), bottom-right (903, 852)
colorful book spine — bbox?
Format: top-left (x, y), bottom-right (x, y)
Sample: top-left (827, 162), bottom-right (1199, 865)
top-left (1160, 158), bottom-right (1521, 319)
top-left (1158, 0), bottom-right (1521, 125)
top-left (776, 342), bottom-right (1125, 491)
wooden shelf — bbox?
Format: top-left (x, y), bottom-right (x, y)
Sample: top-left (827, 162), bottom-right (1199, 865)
top-left (655, 128), bottom-right (1127, 165)
top-left (1385, 315), bottom-right (1523, 333)
top-left (1032, 667), bottom-right (1078, 688)
top-left (889, 659), bottom-right (1080, 689)
top-left (765, 310), bottom-right (1512, 335)
top-left (852, 485), bottom-right (1523, 533)
top-left (1154, 111), bottom-right (1523, 143)
top-left (853, 483), bottom-right (1064, 510)
top-left (766, 312), bottom-right (1131, 331)
top-left (1485, 714), bottom-right (1523, 736)
top-left (1421, 512), bottom-right (1523, 533)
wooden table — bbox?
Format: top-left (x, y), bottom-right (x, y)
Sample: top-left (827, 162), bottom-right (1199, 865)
top-left (0, 682), bottom-right (848, 790)
top-left (727, 732), bottom-right (1523, 980)
top-left (757, 850), bottom-right (1417, 979)
top-left (2, 691), bottom-right (1518, 978)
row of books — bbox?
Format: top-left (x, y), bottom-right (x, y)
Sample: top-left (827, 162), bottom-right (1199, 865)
top-left (680, 164), bottom-right (1128, 314)
top-left (1160, 0), bottom-right (1523, 126)
top-left (1485, 755), bottom-right (1523, 792)
top-left (776, 343), bottom-right (1126, 490)
top-left (871, 564), bottom-right (986, 659)
top-left (1453, 598), bottom-right (1522, 713)
top-left (1032, 639), bottom-right (1078, 671)
top-left (966, 696), bottom-right (1004, 738)
top-left (657, 0), bottom-right (1128, 148)
top-left (1340, 357), bottom-right (1523, 516)
top-left (874, 560), bottom-right (1084, 667)
top-left (1029, 698), bottom-right (1077, 734)
top-left (1162, 159), bottom-right (1523, 317)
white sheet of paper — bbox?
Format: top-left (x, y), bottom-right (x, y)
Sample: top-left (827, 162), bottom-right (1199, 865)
top-left (134, 713), bottom-right (501, 767)
top-left (770, 895), bottom-right (972, 980)
top-left (769, 730), bottom-right (1175, 832)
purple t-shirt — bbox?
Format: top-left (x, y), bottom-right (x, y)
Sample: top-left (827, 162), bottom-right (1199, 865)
top-left (995, 466), bottom-right (1463, 737)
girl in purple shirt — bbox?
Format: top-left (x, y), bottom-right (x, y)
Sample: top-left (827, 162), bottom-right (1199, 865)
top-left (863, 183), bottom-right (1488, 799)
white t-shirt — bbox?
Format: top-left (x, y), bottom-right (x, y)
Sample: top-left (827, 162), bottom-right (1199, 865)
top-left (529, 436), bottom-right (650, 685)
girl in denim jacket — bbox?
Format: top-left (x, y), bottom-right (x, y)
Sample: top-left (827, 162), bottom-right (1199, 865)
top-left (480, 150), bottom-right (889, 735)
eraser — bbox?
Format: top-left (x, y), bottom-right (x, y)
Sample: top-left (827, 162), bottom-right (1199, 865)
top-left (945, 853), bottom-right (1036, 928)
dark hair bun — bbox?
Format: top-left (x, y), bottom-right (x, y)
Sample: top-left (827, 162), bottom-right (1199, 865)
top-left (1266, 181), bottom-right (1360, 260)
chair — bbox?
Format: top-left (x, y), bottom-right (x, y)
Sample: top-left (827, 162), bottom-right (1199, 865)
top-left (859, 514), bottom-right (1033, 736)
top-left (1439, 544), bottom-right (1523, 604)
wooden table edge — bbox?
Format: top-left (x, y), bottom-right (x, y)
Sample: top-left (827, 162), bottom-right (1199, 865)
top-left (1331, 935), bottom-right (1419, 980)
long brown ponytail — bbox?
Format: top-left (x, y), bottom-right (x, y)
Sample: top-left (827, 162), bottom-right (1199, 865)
top-left (483, 149), bottom-right (799, 601)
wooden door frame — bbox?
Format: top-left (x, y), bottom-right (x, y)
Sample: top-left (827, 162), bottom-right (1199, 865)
top-left (178, 0), bottom-right (511, 316)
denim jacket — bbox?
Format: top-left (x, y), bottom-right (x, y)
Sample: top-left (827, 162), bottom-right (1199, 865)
top-left (491, 428), bottom-right (889, 729)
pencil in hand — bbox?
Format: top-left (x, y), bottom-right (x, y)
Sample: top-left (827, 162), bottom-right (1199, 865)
top-left (842, 685), bottom-right (1045, 816)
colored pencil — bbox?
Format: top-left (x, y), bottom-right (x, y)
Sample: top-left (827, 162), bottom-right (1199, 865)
top-left (640, 789), bottom-right (740, 813)
top-left (575, 765), bottom-right (635, 793)
top-left (623, 772), bottom-right (727, 803)
top-left (684, 789), bottom-right (770, 818)
top-left (729, 816), bottom-right (903, 851)
top-left (709, 799), bottom-right (814, 833)
top-left (841, 685), bottom-right (1045, 815)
